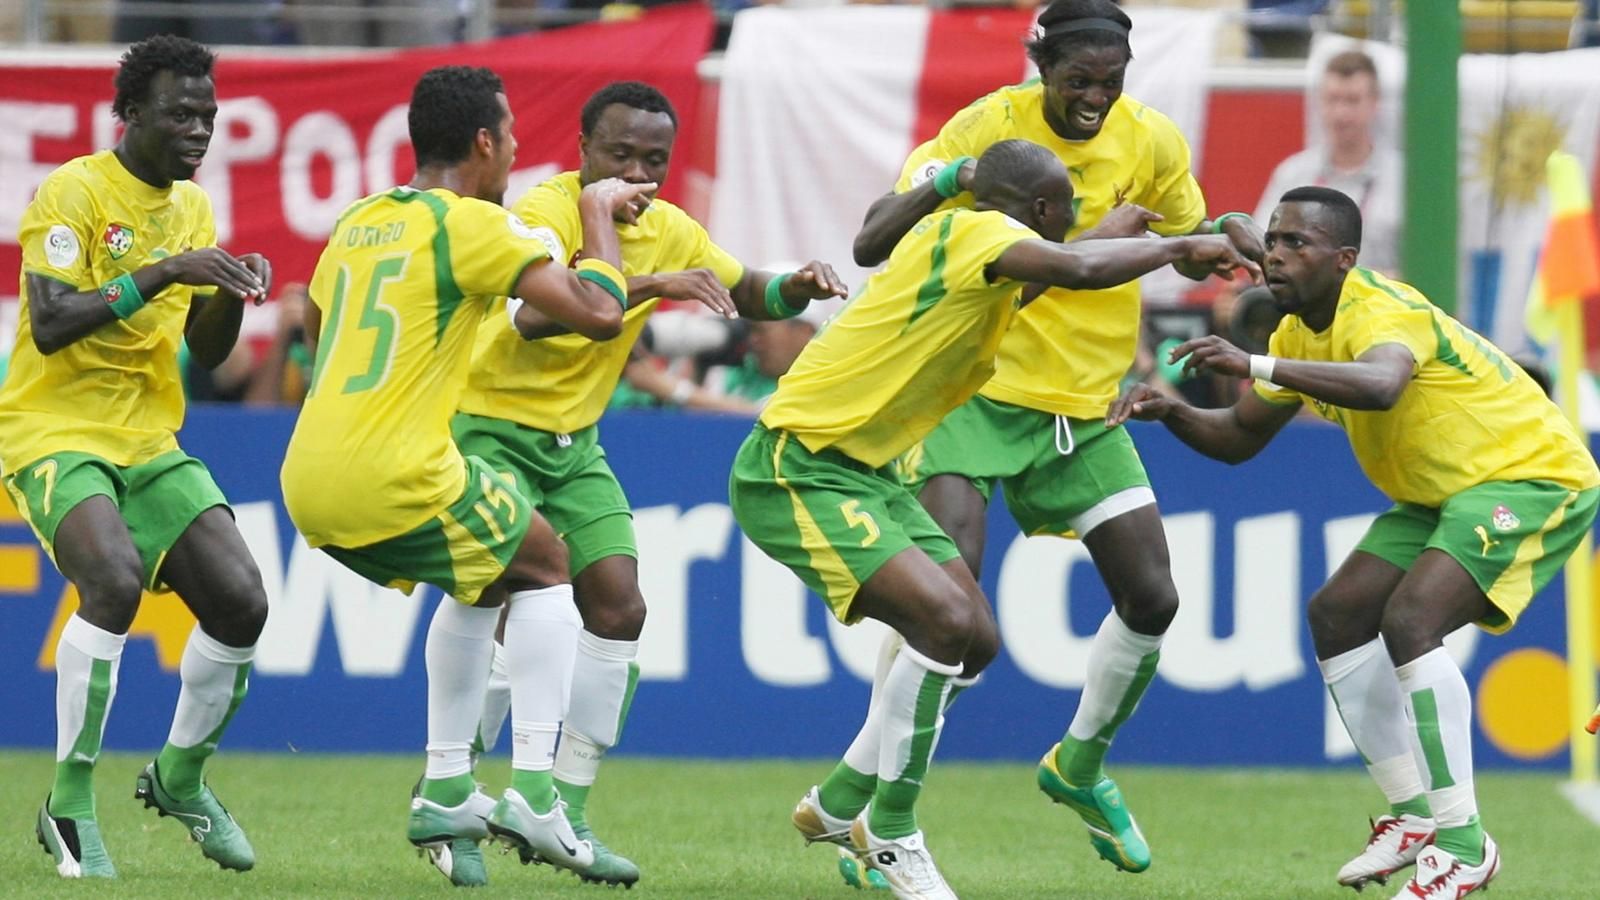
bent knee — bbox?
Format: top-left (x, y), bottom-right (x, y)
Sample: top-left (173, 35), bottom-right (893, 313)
top-left (579, 587), bottom-right (647, 640)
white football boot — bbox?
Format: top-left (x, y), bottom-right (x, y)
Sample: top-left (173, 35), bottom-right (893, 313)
top-left (1337, 814), bottom-right (1435, 890)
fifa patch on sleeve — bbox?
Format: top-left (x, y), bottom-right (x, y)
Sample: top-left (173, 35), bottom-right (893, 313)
top-left (44, 224), bottom-right (80, 267)
top-left (909, 159), bottom-right (946, 188)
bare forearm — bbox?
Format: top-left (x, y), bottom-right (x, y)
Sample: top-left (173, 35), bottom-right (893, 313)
top-left (578, 199), bottom-right (623, 269)
top-left (1267, 359), bottom-right (1406, 411)
top-left (854, 184), bottom-right (948, 267)
top-left (1042, 239), bottom-right (1191, 291)
top-left (185, 294), bottom-right (244, 369)
top-left (1161, 402), bottom-right (1270, 464)
top-left (29, 263), bottom-right (177, 354)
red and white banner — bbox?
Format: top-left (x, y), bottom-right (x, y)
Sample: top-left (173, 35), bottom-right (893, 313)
top-left (709, 6), bottom-right (1221, 292)
top-left (0, 4), bottom-right (714, 291)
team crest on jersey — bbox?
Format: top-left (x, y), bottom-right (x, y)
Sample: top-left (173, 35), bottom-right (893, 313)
top-left (103, 223), bottom-right (135, 259)
top-left (1492, 504), bottom-right (1520, 532)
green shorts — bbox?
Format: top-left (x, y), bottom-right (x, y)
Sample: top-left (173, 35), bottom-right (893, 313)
top-left (323, 456), bottom-right (531, 606)
top-left (451, 413), bottom-right (635, 577)
top-left (897, 395), bottom-right (1153, 538)
top-left (2, 449), bottom-right (228, 591)
top-left (1356, 481), bottom-right (1600, 634)
top-left (730, 424), bottom-right (960, 623)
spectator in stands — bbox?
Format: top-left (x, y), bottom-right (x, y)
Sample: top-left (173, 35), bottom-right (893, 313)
top-left (115, 0), bottom-right (299, 45)
top-left (1253, 49), bottom-right (1401, 275)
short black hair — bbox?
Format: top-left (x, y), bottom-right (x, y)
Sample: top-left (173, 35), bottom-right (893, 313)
top-left (409, 66), bottom-right (507, 168)
top-left (1025, 0), bottom-right (1133, 73)
top-left (581, 81), bottom-right (678, 136)
top-left (972, 139), bottom-right (1063, 199)
top-left (1279, 185), bottom-right (1363, 248)
top-left (112, 35), bottom-right (216, 122)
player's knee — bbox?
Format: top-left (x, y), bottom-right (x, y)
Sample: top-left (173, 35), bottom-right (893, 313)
top-left (915, 586), bottom-right (978, 663)
top-left (1378, 601), bottom-right (1438, 664)
top-left (214, 569), bottom-right (270, 644)
top-left (1113, 573), bottom-right (1178, 635)
top-left (74, 552), bottom-right (145, 625)
top-left (580, 585), bottom-right (646, 640)
top-left (508, 535), bottom-right (570, 589)
top-left (962, 606), bottom-right (1000, 675)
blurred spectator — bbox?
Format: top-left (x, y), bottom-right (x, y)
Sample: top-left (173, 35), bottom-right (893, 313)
top-left (290, 0), bottom-right (460, 47)
top-left (1253, 49), bottom-right (1401, 275)
top-left (115, 0), bottom-right (300, 45)
top-left (244, 283), bottom-right (314, 406)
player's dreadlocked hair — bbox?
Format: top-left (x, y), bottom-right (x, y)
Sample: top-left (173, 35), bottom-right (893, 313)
top-left (1280, 185), bottom-right (1364, 249)
top-left (1024, 0), bottom-right (1133, 73)
top-left (112, 35), bottom-right (216, 122)
top-left (581, 81), bottom-right (678, 136)
top-left (409, 66), bottom-right (507, 168)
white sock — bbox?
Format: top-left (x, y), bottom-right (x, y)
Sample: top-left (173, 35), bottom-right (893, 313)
top-left (167, 626), bottom-right (253, 749)
top-left (1065, 611), bottom-right (1163, 743)
top-left (841, 630), bottom-right (904, 776)
top-left (505, 585), bottom-right (581, 775)
top-left (878, 645), bottom-right (960, 784)
top-left (424, 599), bottom-right (500, 781)
top-left (1396, 648), bottom-right (1478, 828)
top-left (553, 630), bottom-right (639, 788)
top-left (1318, 638), bottom-right (1428, 808)
top-left (57, 615), bottom-right (125, 764)
top-left (477, 641), bottom-right (512, 755)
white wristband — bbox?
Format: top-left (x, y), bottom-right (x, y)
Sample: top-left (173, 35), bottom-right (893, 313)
top-left (1249, 354), bottom-right (1277, 382)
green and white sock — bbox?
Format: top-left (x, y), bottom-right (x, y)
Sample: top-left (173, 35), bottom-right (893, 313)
top-left (51, 615), bottom-right (125, 820)
top-left (552, 630), bottom-right (639, 828)
top-left (820, 631), bottom-right (904, 820)
top-left (155, 626), bottom-right (252, 801)
top-left (1397, 648), bottom-right (1483, 865)
top-left (1056, 611), bottom-right (1161, 787)
top-left (867, 646), bottom-right (958, 840)
top-left (506, 587), bottom-right (579, 813)
top-left (1318, 638), bottom-right (1432, 819)
top-left (420, 600), bottom-right (498, 806)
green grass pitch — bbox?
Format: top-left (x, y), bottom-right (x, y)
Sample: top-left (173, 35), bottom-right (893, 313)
top-left (1, 751), bottom-right (1595, 898)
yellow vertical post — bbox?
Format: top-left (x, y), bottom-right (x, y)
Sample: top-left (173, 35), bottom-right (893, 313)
top-left (1560, 298), bottom-right (1597, 784)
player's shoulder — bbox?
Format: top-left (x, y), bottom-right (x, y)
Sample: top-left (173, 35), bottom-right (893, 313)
top-left (1112, 94), bottom-right (1185, 141)
top-left (514, 170), bottom-right (581, 213)
top-left (1341, 267), bottom-right (1431, 314)
top-left (959, 207), bottom-right (1038, 239)
top-left (32, 152), bottom-right (110, 207)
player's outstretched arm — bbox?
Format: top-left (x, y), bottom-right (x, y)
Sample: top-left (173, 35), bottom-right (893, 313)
top-left (1170, 335), bottom-right (1414, 411)
top-left (26, 248), bottom-right (265, 355)
top-left (187, 253), bottom-right (273, 369)
top-left (1174, 214), bottom-right (1267, 281)
top-left (991, 234), bottom-right (1260, 293)
top-left (1109, 382), bottom-right (1299, 464)
top-left (729, 261), bottom-right (848, 321)
top-left (853, 160), bottom-right (974, 267)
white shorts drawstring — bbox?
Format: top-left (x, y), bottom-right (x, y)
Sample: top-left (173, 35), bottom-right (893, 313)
top-left (1054, 414), bottom-right (1077, 457)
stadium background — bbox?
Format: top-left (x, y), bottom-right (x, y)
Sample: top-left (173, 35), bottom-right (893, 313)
top-left (1, 3), bottom-right (1599, 774)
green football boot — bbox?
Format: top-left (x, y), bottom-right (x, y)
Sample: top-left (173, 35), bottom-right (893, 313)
top-left (836, 845), bottom-right (890, 890)
top-left (570, 823), bottom-right (641, 887)
top-left (135, 761), bottom-right (255, 871)
top-left (37, 798), bottom-right (116, 878)
top-left (407, 791), bottom-right (490, 888)
top-left (1036, 743), bottom-right (1150, 873)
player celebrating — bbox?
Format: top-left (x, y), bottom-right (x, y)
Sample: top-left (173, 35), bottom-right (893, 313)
top-left (279, 66), bottom-right (648, 889)
top-left (842, 0), bottom-right (1266, 874)
top-left (1, 35), bottom-right (271, 879)
top-left (1112, 186), bottom-right (1598, 899)
top-left (735, 139), bottom-right (1256, 899)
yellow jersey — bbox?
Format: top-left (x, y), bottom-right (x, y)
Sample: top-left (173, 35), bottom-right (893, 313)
top-left (761, 208), bottom-right (1037, 467)
top-left (0, 150), bottom-right (217, 473)
top-left (1254, 268), bottom-right (1600, 506)
top-left (898, 83), bottom-right (1207, 418)
top-left (458, 171), bottom-right (744, 434)
top-left (281, 187), bottom-right (551, 548)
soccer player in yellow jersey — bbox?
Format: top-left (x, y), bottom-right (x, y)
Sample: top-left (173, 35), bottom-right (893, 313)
top-left (453, 81), bottom-right (845, 887)
top-left (1113, 186), bottom-right (1600, 900)
top-left (0, 36), bottom-right (273, 880)
top-left (844, 0), bottom-right (1267, 875)
top-left (733, 139), bottom-right (1255, 899)
top-left (279, 66), bottom-right (649, 889)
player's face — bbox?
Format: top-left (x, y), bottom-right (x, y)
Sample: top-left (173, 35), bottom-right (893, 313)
top-left (580, 104), bottom-right (675, 221)
top-left (749, 319), bottom-right (814, 379)
top-left (484, 93), bottom-right (517, 205)
top-left (1263, 203), bottom-right (1353, 316)
top-left (1320, 71), bottom-right (1378, 150)
top-left (127, 70), bottom-right (217, 185)
top-left (1031, 166), bottom-right (1076, 243)
top-left (1041, 45), bottom-right (1127, 141)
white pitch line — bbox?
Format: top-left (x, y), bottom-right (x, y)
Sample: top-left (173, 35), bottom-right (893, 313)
top-left (1559, 782), bottom-right (1600, 828)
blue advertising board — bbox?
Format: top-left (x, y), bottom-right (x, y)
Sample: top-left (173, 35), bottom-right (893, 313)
top-left (0, 406), bottom-right (1582, 769)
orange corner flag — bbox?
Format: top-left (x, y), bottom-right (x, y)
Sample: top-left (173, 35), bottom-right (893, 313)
top-left (1525, 153), bottom-right (1600, 347)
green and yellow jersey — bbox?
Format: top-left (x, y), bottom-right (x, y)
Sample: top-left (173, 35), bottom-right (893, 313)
top-left (760, 208), bottom-right (1038, 467)
top-left (281, 187), bottom-right (551, 548)
top-left (0, 150), bottom-right (217, 473)
top-left (1254, 268), bottom-right (1600, 506)
top-left (458, 170), bottom-right (744, 434)
top-left (898, 83), bottom-right (1207, 419)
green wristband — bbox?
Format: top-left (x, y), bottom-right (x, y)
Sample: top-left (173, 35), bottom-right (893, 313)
top-left (577, 268), bottom-right (628, 310)
top-left (764, 272), bottom-right (805, 319)
top-left (933, 156), bottom-right (974, 199)
top-left (1211, 211), bottom-right (1253, 234)
top-left (99, 273), bottom-right (145, 319)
